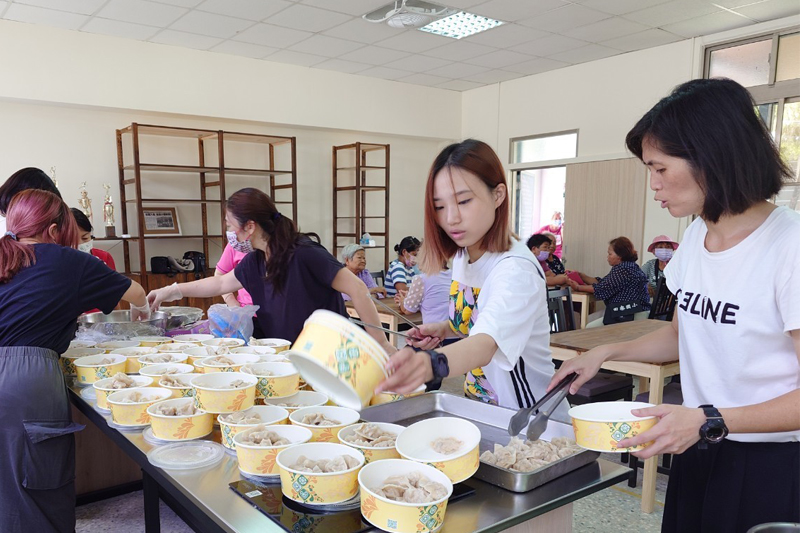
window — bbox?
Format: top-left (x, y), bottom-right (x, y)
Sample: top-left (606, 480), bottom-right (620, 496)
top-left (708, 38), bottom-right (772, 87)
top-left (510, 131), bottom-right (577, 165)
top-left (514, 167), bottom-right (565, 238)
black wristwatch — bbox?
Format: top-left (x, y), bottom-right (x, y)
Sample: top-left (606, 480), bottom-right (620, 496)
top-left (424, 349), bottom-right (450, 392)
top-left (698, 404), bottom-right (728, 449)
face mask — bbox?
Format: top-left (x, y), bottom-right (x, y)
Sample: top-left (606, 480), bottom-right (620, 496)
top-left (552, 219), bottom-right (562, 228)
top-left (654, 248), bottom-right (674, 262)
top-left (78, 241), bottom-right (93, 253)
top-left (536, 250), bottom-right (550, 261)
top-left (226, 230), bottom-right (254, 254)
top-left (405, 254), bottom-right (417, 267)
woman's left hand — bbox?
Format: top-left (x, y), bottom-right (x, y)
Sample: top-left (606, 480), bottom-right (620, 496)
top-left (617, 404), bottom-right (706, 459)
top-left (375, 347), bottom-right (433, 395)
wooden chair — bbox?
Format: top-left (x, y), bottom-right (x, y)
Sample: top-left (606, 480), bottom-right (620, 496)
top-left (547, 287), bottom-right (575, 333)
top-left (369, 269), bottom-right (385, 287)
top-left (648, 277), bottom-right (677, 321)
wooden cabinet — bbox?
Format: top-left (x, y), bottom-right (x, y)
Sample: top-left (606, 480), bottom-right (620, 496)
top-left (128, 271), bottom-right (224, 310)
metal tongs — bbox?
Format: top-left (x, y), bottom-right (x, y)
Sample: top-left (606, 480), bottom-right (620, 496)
top-left (349, 318), bottom-right (411, 339)
top-left (371, 295), bottom-right (420, 330)
top-left (507, 373), bottom-right (578, 441)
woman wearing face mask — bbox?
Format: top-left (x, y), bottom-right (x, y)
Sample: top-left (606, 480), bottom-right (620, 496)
top-left (385, 236), bottom-right (420, 297)
top-left (0, 167), bottom-right (61, 236)
top-left (375, 140), bottom-right (567, 417)
top-left (641, 235), bottom-right (679, 296)
top-left (526, 234), bottom-right (568, 287)
top-left (541, 232), bottom-right (566, 274)
top-left (70, 208), bottom-right (115, 270)
top-left (146, 188), bottom-right (395, 353)
top-left (537, 211), bottom-right (564, 259)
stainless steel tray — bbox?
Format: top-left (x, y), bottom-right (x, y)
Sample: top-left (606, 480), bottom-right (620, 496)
top-left (360, 391), bottom-right (600, 493)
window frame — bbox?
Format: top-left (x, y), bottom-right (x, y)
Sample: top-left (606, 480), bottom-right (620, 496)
top-left (508, 129), bottom-right (579, 166)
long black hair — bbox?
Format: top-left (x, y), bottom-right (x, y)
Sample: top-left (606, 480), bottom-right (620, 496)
top-left (0, 167), bottom-right (61, 216)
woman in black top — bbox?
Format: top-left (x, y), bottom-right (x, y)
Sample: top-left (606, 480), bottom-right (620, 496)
top-left (147, 188), bottom-right (395, 353)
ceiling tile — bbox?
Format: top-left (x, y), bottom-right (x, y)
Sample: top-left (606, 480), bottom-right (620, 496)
top-left (464, 49), bottom-right (534, 68)
top-left (734, 0), bottom-right (800, 22)
top-left (427, 62), bottom-right (490, 78)
top-left (210, 39), bottom-right (277, 58)
top-left (519, 4), bottom-right (612, 33)
top-left (149, 0), bottom-right (204, 7)
top-left (266, 49), bottom-right (327, 66)
top-left (339, 45), bottom-right (410, 65)
top-left (623, 1), bottom-right (719, 27)
top-left (82, 17), bottom-right (161, 40)
top-left (396, 72), bottom-right (452, 86)
top-left (358, 66), bottom-right (412, 80)
top-left (462, 22), bottom-right (550, 48)
top-left (14, 0), bottom-right (105, 16)
top-left (384, 54), bottom-right (451, 72)
top-left (437, 0), bottom-right (487, 7)
top-left (662, 10), bottom-right (755, 38)
top-left (471, 0), bottom-right (570, 22)
top-left (374, 30), bottom-right (451, 53)
top-left (548, 43), bottom-right (621, 63)
top-left (169, 10), bottom-right (253, 38)
top-left (300, 0), bottom-right (389, 16)
top-left (711, 0), bottom-right (768, 7)
top-left (510, 34), bottom-right (588, 56)
top-left (564, 16), bottom-right (650, 42)
top-left (502, 56), bottom-right (571, 75)
top-left (322, 17), bottom-right (400, 43)
top-left (312, 58), bottom-right (372, 74)
top-left (436, 79), bottom-right (485, 91)
top-left (574, 0), bottom-right (672, 16)
top-left (462, 68), bottom-right (521, 84)
top-left (4, 4), bottom-right (88, 29)
top-left (265, 4), bottom-right (351, 32)
top-left (232, 23), bottom-right (311, 47)
top-left (197, 0), bottom-right (292, 21)
top-left (288, 34), bottom-right (364, 57)
top-left (150, 29), bottom-right (222, 49)
top-left (600, 28), bottom-right (683, 51)
top-left (97, 0), bottom-right (187, 26)
top-left (424, 40), bottom-right (497, 61)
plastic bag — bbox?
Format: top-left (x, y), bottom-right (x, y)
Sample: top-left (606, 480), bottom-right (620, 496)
top-left (207, 304), bottom-right (260, 342)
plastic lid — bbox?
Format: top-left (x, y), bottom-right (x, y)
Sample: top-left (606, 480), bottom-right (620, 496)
top-left (80, 387), bottom-right (97, 401)
top-left (147, 441), bottom-right (225, 470)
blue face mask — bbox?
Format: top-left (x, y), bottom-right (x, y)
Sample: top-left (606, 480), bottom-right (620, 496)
top-left (226, 231), bottom-right (254, 254)
top-left (654, 248), bottom-right (674, 262)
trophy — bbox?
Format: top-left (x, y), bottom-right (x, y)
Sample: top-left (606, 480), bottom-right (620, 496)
top-left (78, 182), bottom-right (93, 224)
top-left (49, 166), bottom-right (58, 189)
top-left (103, 183), bottom-right (116, 237)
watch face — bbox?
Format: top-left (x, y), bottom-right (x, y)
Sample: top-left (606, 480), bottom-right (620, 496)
top-left (704, 421), bottom-right (727, 443)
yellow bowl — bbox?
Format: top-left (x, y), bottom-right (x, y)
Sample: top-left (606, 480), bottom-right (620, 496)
top-left (138, 353), bottom-right (189, 367)
top-left (69, 340), bottom-right (97, 349)
top-left (155, 373), bottom-right (197, 399)
top-left (172, 334), bottom-right (215, 345)
top-left (276, 442), bottom-right (364, 505)
top-left (370, 385), bottom-right (427, 406)
top-left (155, 343), bottom-right (197, 354)
top-left (93, 375), bottom-right (153, 409)
top-left (74, 354), bottom-right (127, 385)
top-left (200, 354), bottom-right (260, 373)
top-left (201, 338), bottom-right (246, 350)
top-left (131, 336), bottom-right (173, 347)
top-left (60, 348), bottom-right (104, 376)
top-left (251, 338), bottom-right (291, 353)
top-left (395, 417), bottom-right (481, 484)
top-left (107, 387), bottom-right (172, 426)
top-left (286, 310), bottom-right (389, 410)
top-left (231, 346), bottom-right (277, 356)
top-left (262, 391), bottom-right (329, 413)
top-left (146, 398), bottom-right (214, 441)
top-left (112, 346), bottom-right (159, 373)
top-left (359, 459), bottom-right (453, 533)
top-left (289, 406), bottom-right (360, 443)
top-left (234, 424), bottom-right (312, 475)
top-left (96, 340), bottom-right (140, 352)
top-left (568, 401), bottom-right (657, 452)
top-left (183, 346), bottom-right (215, 370)
top-left (338, 422), bottom-right (404, 464)
top-left (190, 372), bottom-right (258, 414)
top-left (139, 363), bottom-right (196, 378)
top-left (242, 362), bottom-right (300, 399)
top-left (218, 405), bottom-right (290, 450)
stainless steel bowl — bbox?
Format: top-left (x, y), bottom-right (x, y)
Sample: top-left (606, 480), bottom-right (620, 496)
top-left (160, 306), bottom-right (204, 329)
top-left (78, 310), bottom-right (169, 339)
top-left (747, 525), bottom-right (800, 533)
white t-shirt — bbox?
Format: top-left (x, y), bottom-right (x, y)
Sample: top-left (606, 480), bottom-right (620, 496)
top-left (665, 206), bottom-right (800, 443)
top-left (450, 238), bottom-right (569, 419)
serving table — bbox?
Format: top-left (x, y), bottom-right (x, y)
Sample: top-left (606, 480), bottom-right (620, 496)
top-left (345, 300), bottom-right (422, 345)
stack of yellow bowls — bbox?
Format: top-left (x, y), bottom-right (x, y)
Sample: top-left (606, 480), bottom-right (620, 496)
top-left (107, 387), bottom-right (172, 426)
top-left (218, 405), bottom-right (289, 451)
top-left (146, 398), bottom-right (214, 441)
top-left (93, 375), bottom-right (153, 410)
top-left (276, 442), bottom-right (364, 506)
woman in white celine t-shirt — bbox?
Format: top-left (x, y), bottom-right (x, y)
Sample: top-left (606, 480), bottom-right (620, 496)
top-left (375, 139), bottom-right (567, 418)
top-left (551, 78), bottom-right (800, 532)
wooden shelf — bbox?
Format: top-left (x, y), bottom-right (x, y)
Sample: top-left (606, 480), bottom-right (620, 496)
top-left (96, 235), bottom-right (224, 241)
top-left (335, 186), bottom-right (386, 192)
top-left (125, 199), bottom-right (222, 204)
top-left (336, 166), bottom-right (387, 171)
top-left (123, 164), bottom-right (293, 176)
top-left (119, 124), bottom-right (294, 146)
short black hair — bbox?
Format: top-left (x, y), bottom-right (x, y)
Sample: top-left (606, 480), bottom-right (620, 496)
top-left (626, 78), bottom-right (790, 224)
top-left (71, 207), bottom-right (92, 233)
top-left (526, 234), bottom-right (551, 250)
top-left (0, 167), bottom-right (62, 215)
top-left (394, 236), bottom-right (420, 255)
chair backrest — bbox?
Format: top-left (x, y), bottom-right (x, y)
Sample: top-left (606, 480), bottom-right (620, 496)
top-left (603, 300), bottom-right (645, 325)
top-left (547, 287), bottom-right (576, 333)
top-left (370, 269), bottom-right (385, 287)
top-left (648, 276), bottom-right (676, 321)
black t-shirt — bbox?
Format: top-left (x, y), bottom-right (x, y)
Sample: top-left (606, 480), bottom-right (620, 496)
top-left (234, 237), bottom-right (346, 342)
top-left (0, 244), bottom-right (132, 353)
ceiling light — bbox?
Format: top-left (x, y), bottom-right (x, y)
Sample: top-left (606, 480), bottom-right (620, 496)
top-left (418, 11), bottom-right (503, 39)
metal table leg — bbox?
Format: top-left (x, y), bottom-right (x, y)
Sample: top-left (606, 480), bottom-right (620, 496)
top-left (143, 469), bottom-right (161, 533)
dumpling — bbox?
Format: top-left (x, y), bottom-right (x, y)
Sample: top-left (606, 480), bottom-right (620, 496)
top-left (300, 413), bottom-right (341, 426)
top-left (241, 365), bottom-right (272, 376)
top-left (479, 437), bottom-right (581, 472)
top-left (431, 437), bottom-right (462, 455)
top-left (154, 402), bottom-right (197, 416)
top-left (238, 425), bottom-right (290, 446)
top-left (289, 454), bottom-right (359, 473)
top-left (341, 423), bottom-right (397, 448)
top-left (117, 391), bottom-right (155, 403)
top-left (207, 356), bottom-right (236, 365)
top-left (159, 375), bottom-right (189, 387)
top-left (219, 411), bottom-right (262, 424)
top-left (227, 379), bottom-right (250, 389)
top-left (109, 372), bottom-right (136, 389)
top-left (373, 472), bottom-right (447, 503)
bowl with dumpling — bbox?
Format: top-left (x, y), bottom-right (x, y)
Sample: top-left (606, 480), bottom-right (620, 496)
top-left (234, 423), bottom-right (312, 476)
top-left (156, 373), bottom-right (197, 399)
top-left (155, 342), bottom-right (196, 354)
top-left (131, 336), bottom-right (173, 347)
top-left (338, 422), bottom-right (404, 464)
top-left (190, 372), bottom-right (258, 414)
top-left (250, 338), bottom-right (291, 353)
top-left (93, 373), bottom-right (153, 409)
top-left (139, 363), bottom-right (195, 378)
top-left (171, 334), bottom-right (214, 346)
top-left (261, 390), bottom-right (328, 413)
top-left (369, 384), bottom-right (427, 406)
top-left (289, 406), bottom-right (360, 443)
top-left (201, 337), bottom-right (246, 350)
top-left (106, 387), bottom-right (172, 426)
top-left (138, 353), bottom-right (189, 367)
top-left (231, 346), bottom-right (278, 357)
top-left (240, 362), bottom-right (300, 400)
top-left (568, 401), bottom-right (657, 452)
top-left (60, 347), bottom-right (104, 376)
top-left (146, 397), bottom-right (214, 441)
top-left (218, 405), bottom-right (290, 451)
top-left (395, 417), bottom-right (482, 484)
top-left (74, 354), bottom-right (127, 385)
top-left (111, 346), bottom-right (159, 373)
top-left (96, 340), bottom-right (140, 352)
top-left (358, 459), bottom-right (453, 533)
top-left (69, 339), bottom-right (97, 350)
top-left (199, 354), bottom-right (259, 374)
top-left (183, 346), bottom-right (219, 369)
top-left (276, 442), bottom-right (365, 505)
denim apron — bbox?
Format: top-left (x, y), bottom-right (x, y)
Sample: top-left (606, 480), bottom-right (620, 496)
top-left (0, 346), bottom-right (84, 533)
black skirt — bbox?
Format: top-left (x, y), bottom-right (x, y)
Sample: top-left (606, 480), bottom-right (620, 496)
top-left (662, 439), bottom-right (800, 533)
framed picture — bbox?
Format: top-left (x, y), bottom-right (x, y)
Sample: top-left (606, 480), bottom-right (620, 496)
top-left (142, 207), bottom-right (181, 236)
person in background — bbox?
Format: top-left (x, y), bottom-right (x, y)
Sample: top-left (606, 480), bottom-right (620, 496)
top-left (340, 243), bottom-right (387, 301)
top-left (542, 231), bottom-right (566, 274)
top-left (385, 236), bottom-right (420, 297)
top-left (567, 236), bottom-right (650, 327)
top-left (642, 235), bottom-right (679, 296)
top-left (537, 211), bottom-right (564, 258)
top-left (70, 208), bottom-right (115, 270)
top-left (397, 263), bottom-right (451, 324)
top-left (214, 241), bottom-right (264, 337)
top-left (526, 234), bottom-right (568, 287)
top-left (0, 167), bottom-right (61, 236)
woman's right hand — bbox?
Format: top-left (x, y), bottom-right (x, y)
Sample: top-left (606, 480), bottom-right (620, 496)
top-left (147, 282), bottom-right (183, 312)
top-left (547, 347), bottom-right (608, 395)
top-left (406, 321), bottom-right (450, 350)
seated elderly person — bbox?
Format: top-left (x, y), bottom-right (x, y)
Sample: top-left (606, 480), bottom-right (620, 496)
top-left (340, 243), bottom-right (386, 301)
top-left (641, 234), bottom-right (679, 296)
top-left (526, 234), bottom-right (568, 287)
top-left (541, 232), bottom-right (566, 274)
